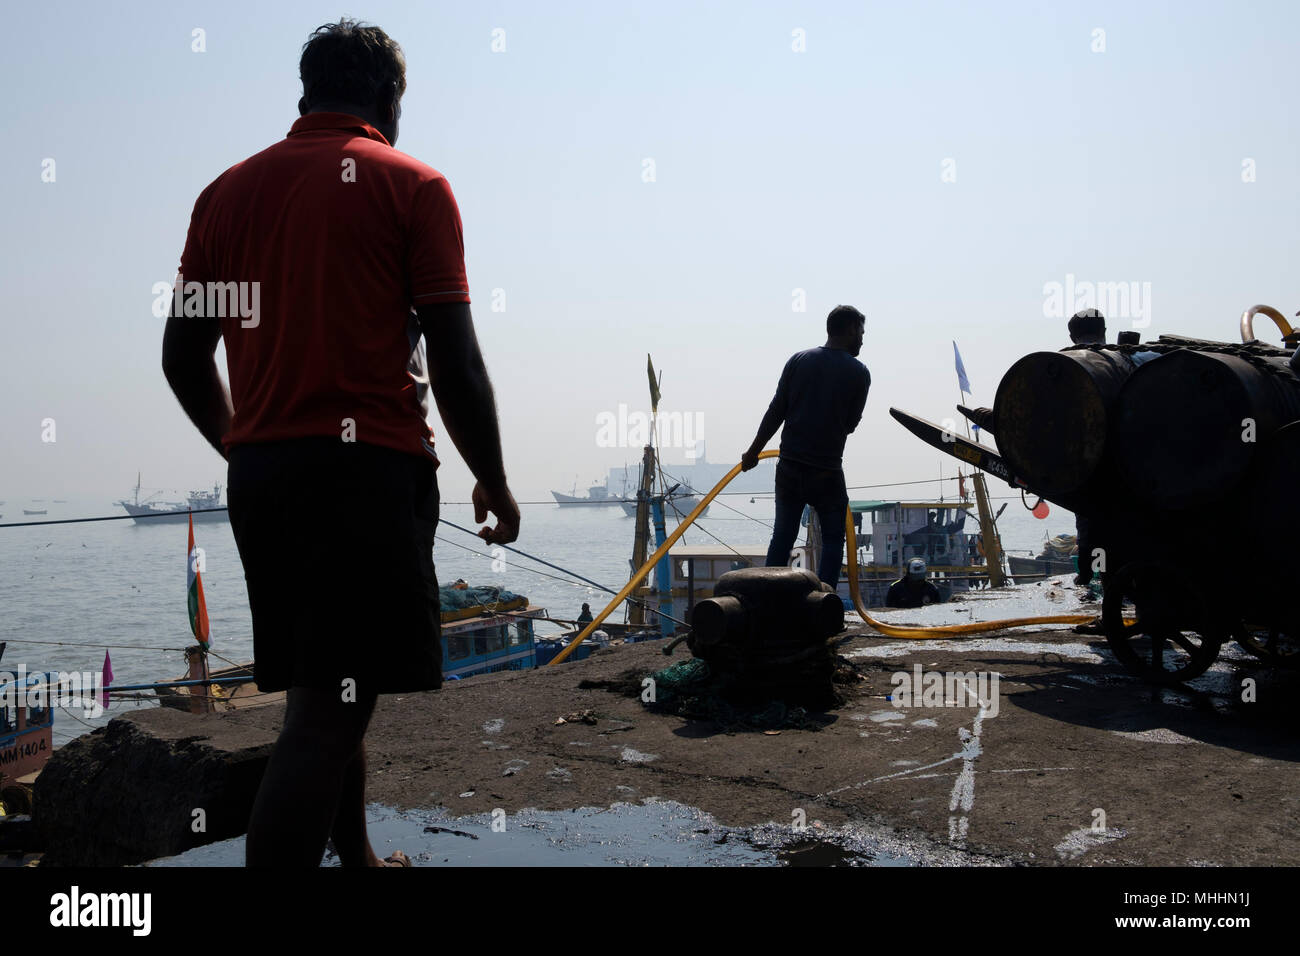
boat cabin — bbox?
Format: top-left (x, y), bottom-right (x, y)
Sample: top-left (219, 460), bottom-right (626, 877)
top-left (633, 543), bottom-right (815, 631)
top-left (848, 500), bottom-right (988, 604)
top-left (441, 606), bottom-right (544, 680)
top-left (851, 500), bottom-right (981, 571)
top-left (0, 672), bottom-right (54, 790)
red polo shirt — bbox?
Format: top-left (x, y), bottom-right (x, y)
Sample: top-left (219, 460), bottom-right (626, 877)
top-left (177, 112), bottom-right (471, 461)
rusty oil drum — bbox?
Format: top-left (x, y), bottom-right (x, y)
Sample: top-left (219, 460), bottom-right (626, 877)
top-left (1112, 350), bottom-right (1300, 511)
top-left (993, 348), bottom-right (1138, 500)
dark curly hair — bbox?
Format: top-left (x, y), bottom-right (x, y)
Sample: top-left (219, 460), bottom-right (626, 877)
top-left (299, 19), bottom-right (406, 109)
top-left (1068, 309), bottom-right (1106, 342)
top-left (827, 304), bottom-right (866, 336)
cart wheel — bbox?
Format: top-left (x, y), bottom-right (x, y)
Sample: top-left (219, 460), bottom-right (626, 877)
top-left (1232, 622), bottom-right (1300, 668)
top-left (1102, 562), bottom-right (1223, 685)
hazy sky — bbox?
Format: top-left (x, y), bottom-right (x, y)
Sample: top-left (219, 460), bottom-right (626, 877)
top-left (3, 0), bottom-right (1297, 506)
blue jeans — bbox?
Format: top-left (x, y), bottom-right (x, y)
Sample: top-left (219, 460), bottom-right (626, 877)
top-left (764, 459), bottom-right (849, 587)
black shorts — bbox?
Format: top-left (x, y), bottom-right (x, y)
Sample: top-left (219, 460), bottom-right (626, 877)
top-left (227, 437), bottom-right (442, 696)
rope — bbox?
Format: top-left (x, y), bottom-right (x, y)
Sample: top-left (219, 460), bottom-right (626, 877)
top-left (435, 531), bottom-right (597, 593)
top-left (1075, 338), bottom-right (1297, 380)
top-left (547, 456), bottom-right (767, 665)
top-left (658, 465), bottom-right (774, 533)
top-left (437, 477), bottom-right (956, 504)
top-left (1020, 488), bottom-right (1045, 512)
top-left (435, 522), bottom-right (690, 629)
top-left (0, 638), bottom-right (189, 652)
top-left (0, 507), bottom-right (228, 528)
top-left (1, 476), bottom-right (1038, 530)
top-left (439, 518), bottom-right (622, 598)
top-left (55, 707), bottom-right (105, 732)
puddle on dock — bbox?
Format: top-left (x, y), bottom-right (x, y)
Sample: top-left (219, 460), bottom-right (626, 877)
top-left (149, 800), bottom-right (920, 867)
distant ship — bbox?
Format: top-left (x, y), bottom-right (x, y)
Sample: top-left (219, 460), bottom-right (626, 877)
top-left (117, 473), bottom-right (228, 524)
top-left (552, 467), bottom-right (709, 519)
top-left (551, 476), bottom-right (631, 507)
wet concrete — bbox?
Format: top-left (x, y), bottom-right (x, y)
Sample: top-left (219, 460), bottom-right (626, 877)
top-left (152, 800), bottom-right (929, 867)
top-left (97, 580), bottom-right (1300, 866)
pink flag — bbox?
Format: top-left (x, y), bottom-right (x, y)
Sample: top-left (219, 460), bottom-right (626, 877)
top-left (101, 650), bottom-right (113, 709)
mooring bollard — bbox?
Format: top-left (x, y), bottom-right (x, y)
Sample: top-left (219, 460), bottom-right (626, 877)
top-left (686, 566), bottom-right (844, 707)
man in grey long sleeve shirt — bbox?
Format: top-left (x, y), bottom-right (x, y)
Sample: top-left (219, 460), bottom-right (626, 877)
top-left (741, 305), bottom-right (870, 586)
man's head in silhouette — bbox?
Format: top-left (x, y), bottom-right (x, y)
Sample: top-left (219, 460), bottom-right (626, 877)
top-left (1068, 308), bottom-right (1106, 345)
top-left (298, 19), bottom-right (406, 146)
top-left (826, 304), bottom-right (866, 357)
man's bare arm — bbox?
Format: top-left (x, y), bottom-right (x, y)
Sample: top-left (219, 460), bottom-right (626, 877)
top-left (416, 301), bottom-right (519, 544)
top-left (162, 309), bottom-right (232, 461)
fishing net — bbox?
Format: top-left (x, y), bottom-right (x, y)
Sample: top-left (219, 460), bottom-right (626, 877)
top-left (642, 656), bottom-right (858, 732)
top-left (438, 584), bottom-right (521, 612)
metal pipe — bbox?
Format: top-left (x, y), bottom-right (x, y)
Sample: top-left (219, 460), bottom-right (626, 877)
top-left (1240, 304), bottom-right (1295, 344)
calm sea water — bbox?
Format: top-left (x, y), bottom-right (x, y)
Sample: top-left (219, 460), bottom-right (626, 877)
top-left (0, 490), bottom-right (1071, 744)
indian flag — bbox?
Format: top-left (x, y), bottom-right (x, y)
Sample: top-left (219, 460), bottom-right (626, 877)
top-left (188, 514), bottom-right (210, 647)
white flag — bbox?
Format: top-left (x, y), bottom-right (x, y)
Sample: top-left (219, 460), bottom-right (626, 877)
top-left (953, 341), bottom-right (971, 395)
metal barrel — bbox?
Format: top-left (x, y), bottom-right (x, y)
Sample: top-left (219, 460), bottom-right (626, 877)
top-left (690, 596), bottom-right (745, 649)
top-left (1240, 420), bottom-right (1300, 556)
top-left (993, 348), bottom-right (1138, 498)
top-left (1112, 350), bottom-right (1300, 510)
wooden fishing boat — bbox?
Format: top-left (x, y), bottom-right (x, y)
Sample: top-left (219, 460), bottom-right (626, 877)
top-left (633, 543), bottom-right (812, 629)
top-left (0, 671), bottom-right (54, 815)
top-left (845, 500), bottom-right (994, 604)
top-left (532, 618), bottom-right (665, 665)
top-left (156, 588), bottom-right (552, 712)
top-left (633, 497), bottom-right (1001, 624)
top-left (1007, 534), bottom-right (1078, 582)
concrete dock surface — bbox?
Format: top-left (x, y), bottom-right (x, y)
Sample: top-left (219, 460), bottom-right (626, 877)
top-left (37, 603), bottom-right (1299, 866)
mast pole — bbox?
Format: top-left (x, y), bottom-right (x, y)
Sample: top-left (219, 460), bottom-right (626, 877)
top-left (627, 443), bottom-right (655, 626)
top-left (972, 472), bottom-right (1007, 588)
top-left (955, 384), bottom-right (1006, 587)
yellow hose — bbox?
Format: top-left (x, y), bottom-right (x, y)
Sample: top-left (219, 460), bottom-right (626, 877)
top-left (546, 450), bottom-right (1091, 664)
top-left (547, 452), bottom-right (774, 664)
top-left (841, 500), bottom-right (1094, 638)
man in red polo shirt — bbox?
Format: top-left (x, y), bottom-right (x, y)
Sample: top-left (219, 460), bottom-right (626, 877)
top-left (162, 19), bottom-right (519, 867)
